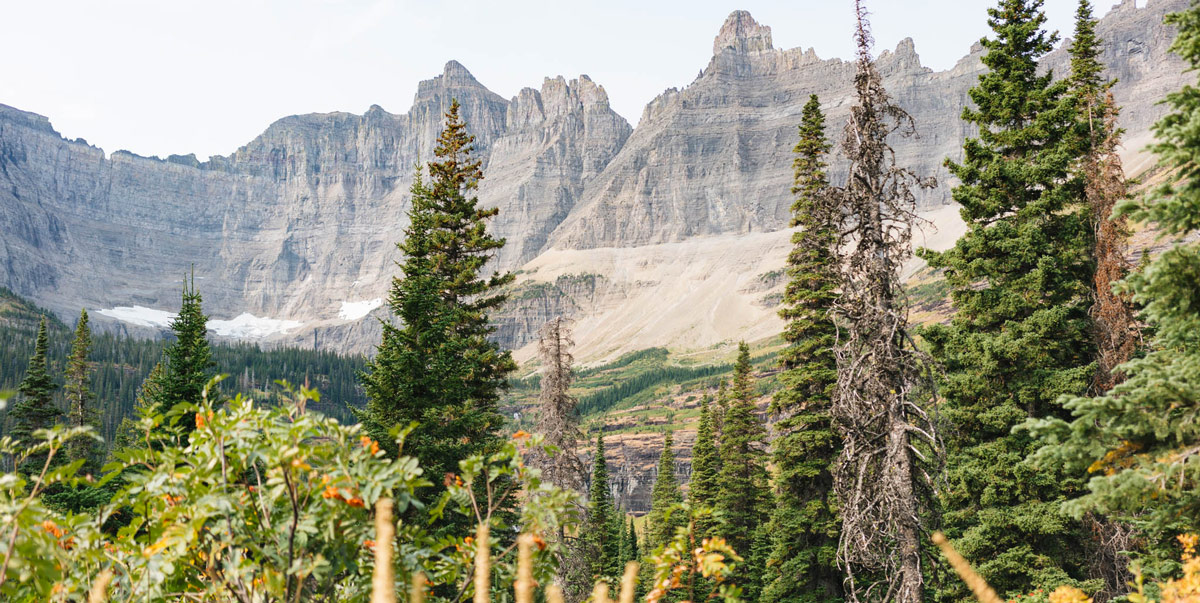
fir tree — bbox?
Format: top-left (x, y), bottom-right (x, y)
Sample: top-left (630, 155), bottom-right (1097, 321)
top-left (640, 430), bottom-right (685, 597)
top-left (917, 0), bottom-right (1095, 597)
top-left (8, 317), bottom-right (61, 475)
top-left (159, 275), bottom-right (215, 441)
top-left (715, 342), bottom-right (771, 600)
top-left (713, 379), bottom-right (728, 440)
top-left (689, 394), bottom-right (721, 538)
top-left (63, 309), bottom-right (100, 473)
top-left (645, 430), bottom-right (684, 552)
top-left (1067, 3), bottom-right (1141, 596)
top-left (358, 100), bottom-right (514, 498)
top-left (622, 514), bottom-right (639, 565)
top-left (763, 94), bottom-right (843, 603)
top-left (113, 359), bottom-right (166, 453)
top-left (1069, 0), bottom-right (1139, 394)
top-left (585, 434), bottom-right (621, 584)
top-left (1024, 0), bottom-right (1200, 577)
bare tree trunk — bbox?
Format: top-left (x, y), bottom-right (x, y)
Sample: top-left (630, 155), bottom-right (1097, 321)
top-left (830, 4), bottom-right (942, 603)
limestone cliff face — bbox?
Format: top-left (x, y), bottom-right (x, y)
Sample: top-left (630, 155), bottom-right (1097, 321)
top-left (0, 62), bottom-right (629, 351)
top-left (0, 0), bottom-right (1190, 357)
top-left (546, 0), bottom-right (1188, 250)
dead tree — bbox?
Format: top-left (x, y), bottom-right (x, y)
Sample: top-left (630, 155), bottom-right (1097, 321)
top-left (829, 3), bottom-right (942, 603)
top-left (531, 317), bottom-right (589, 599)
top-left (1085, 91), bottom-right (1140, 394)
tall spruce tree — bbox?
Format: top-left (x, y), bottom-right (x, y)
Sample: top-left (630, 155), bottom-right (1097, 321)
top-left (713, 379), bottom-right (728, 440)
top-left (159, 276), bottom-right (215, 441)
top-left (830, 4), bottom-right (941, 602)
top-left (715, 342), bottom-right (771, 601)
top-left (1067, 3), bottom-right (1141, 597)
top-left (585, 435), bottom-right (621, 584)
top-left (622, 514), bottom-right (639, 565)
top-left (358, 99), bottom-right (515, 496)
top-left (689, 394), bottom-right (721, 538)
top-left (8, 317), bottom-right (61, 475)
top-left (113, 359), bottom-right (167, 453)
top-left (645, 430), bottom-right (684, 552)
top-left (63, 309), bottom-right (100, 473)
top-left (763, 94), bottom-right (843, 603)
top-left (640, 430), bottom-right (685, 597)
top-left (918, 0), bottom-right (1095, 597)
top-left (1024, 0), bottom-right (1200, 578)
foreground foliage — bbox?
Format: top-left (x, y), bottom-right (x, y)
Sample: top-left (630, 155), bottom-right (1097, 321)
top-left (0, 381), bottom-right (576, 602)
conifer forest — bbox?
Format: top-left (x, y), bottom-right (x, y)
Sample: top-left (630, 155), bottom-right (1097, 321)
top-left (2, 1), bottom-right (1200, 601)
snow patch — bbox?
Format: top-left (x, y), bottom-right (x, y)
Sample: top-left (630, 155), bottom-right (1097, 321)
top-left (97, 306), bottom-right (176, 329)
top-left (98, 307), bottom-right (302, 339)
top-left (208, 313), bottom-right (303, 339)
top-left (339, 298), bottom-right (383, 320)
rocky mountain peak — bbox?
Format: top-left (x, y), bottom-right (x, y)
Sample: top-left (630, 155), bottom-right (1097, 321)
top-left (441, 60), bottom-right (477, 84)
top-left (876, 37), bottom-right (925, 73)
top-left (713, 10), bottom-right (773, 55)
top-left (415, 60), bottom-right (496, 103)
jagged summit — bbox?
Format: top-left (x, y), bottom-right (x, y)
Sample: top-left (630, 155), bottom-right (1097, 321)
top-left (713, 10), bottom-right (773, 55)
top-left (441, 59), bottom-right (478, 83)
top-left (0, 0), bottom-right (1187, 361)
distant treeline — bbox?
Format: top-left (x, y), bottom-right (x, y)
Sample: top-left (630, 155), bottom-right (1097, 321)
top-left (0, 291), bottom-right (367, 446)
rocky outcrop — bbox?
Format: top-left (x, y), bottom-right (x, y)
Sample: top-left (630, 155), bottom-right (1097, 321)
top-left (0, 63), bottom-right (630, 352)
top-left (0, 0), bottom-right (1190, 357)
top-left (545, 0), bottom-right (1189, 250)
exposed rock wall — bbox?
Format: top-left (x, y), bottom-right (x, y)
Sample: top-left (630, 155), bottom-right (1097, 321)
top-left (546, 0), bottom-right (1187, 250)
top-left (0, 0), bottom-right (1189, 357)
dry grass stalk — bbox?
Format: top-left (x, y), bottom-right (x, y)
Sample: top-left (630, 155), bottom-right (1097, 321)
top-left (372, 498), bottom-right (397, 603)
top-left (516, 534), bottom-right (536, 603)
top-left (546, 585), bottom-right (566, 603)
top-left (618, 561), bottom-right (640, 603)
top-left (410, 572), bottom-right (427, 603)
top-left (592, 580), bottom-right (612, 603)
top-left (474, 523), bottom-right (491, 603)
top-left (87, 568), bottom-right (114, 603)
top-left (932, 532), bottom-right (1004, 603)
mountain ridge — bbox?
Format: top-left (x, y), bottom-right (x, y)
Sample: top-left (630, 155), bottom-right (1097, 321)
top-left (0, 0), bottom-right (1188, 361)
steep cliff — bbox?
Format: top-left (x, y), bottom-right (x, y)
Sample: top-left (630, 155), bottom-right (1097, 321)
top-left (0, 62), bottom-right (630, 352)
top-left (0, 0), bottom-right (1189, 360)
top-left (545, 0), bottom-right (1186, 250)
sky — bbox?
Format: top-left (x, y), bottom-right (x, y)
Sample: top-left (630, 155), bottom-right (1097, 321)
top-left (0, 0), bottom-right (1123, 161)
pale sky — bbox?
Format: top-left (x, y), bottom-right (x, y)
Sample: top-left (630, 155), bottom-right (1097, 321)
top-left (0, 0), bottom-right (1117, 160)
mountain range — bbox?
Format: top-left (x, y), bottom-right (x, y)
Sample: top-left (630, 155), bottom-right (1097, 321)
top-left (0, 0), bottom-right (1188, 363)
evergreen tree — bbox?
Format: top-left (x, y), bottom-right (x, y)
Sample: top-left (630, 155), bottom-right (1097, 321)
top-left (358, 100), bottom-right (514, 498)
top-left (917, 0), bottom-right (1095, 597)
top-left (1070, 0), bottom-right (1139, 394)
top-left (113, 359), bottom-right (166, 453)
top-left (640, 430), bottom-right (684, 597)
top-left (63, 309), bottom-right (101, 473)
top-left (763, 94), bottom-right (843, 603)
top-left (689, 394), bottom-right (720, 538)
top-left (713, 379), bottom-right (728, 440)
top-left (1024, 0), bottom-right (1200, 577)
top-left (715, 342), bottom-right (771, 600)
top-left (1067, 3), bottom-right (1141, 597)
top-left (645, 430), bottom-right (684, 552)
top-left (622, 514), bottom-right (639, 565)
top-left (159, 276), bottom-right (215, 441)
top-left (584, 434), bottom-right (621, 584)
top-left (8, 317), bottom-right (61, 475)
